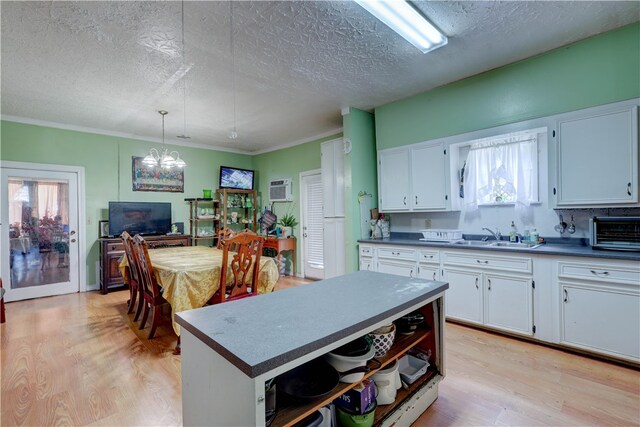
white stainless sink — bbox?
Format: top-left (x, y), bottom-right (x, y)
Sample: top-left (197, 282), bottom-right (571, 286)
top-left (452, 241), bottom-right (492, 246)
top-left (489, 241), bottom-right (543, 249)
top-left (452, 240), bottom-right (542, 249)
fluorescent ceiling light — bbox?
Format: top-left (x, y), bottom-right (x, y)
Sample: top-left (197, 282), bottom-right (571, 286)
top-left (355, 0), bottom-right (448, 54)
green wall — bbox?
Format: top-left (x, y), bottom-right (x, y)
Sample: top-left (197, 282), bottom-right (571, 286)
top-left (343, 108), bottom-right (377, 272)
top-left (1, 120), bottom-right (252, 285)
top-left (252, 133), bottom-right (342, 273)
top-left (376, 23), bottom-right (640, 149)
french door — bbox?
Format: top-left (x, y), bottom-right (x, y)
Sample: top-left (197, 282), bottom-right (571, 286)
top-left (1, 163), bottom-right (82, 301)
top-left (300, 171), bottom-right (324, 280)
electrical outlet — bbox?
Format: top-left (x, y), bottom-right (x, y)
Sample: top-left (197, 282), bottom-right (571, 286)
top-left (424, 219), bottom-right (432, 228)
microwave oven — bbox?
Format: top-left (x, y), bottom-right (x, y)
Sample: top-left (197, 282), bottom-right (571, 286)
top-left (589, 216), bottom-right (640, 251)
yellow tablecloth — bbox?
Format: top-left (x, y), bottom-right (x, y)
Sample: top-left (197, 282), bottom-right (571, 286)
top-left (119, 246), bottom-right (279, 335)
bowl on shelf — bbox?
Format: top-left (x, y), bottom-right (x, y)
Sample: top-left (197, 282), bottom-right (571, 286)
top-left (394, 311), bottom-right (425, 335)
top-left (369, 323), bottom-right (396, 357)
top-left (398, 354), bottom-right (430, 385)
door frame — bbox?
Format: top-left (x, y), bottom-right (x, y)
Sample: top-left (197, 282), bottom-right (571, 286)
top-left (299, 169), bottom-right (322, 279)
top-left (1, 160), bottom-right (87, 293)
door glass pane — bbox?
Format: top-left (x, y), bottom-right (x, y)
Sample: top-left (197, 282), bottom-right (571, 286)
top-left (7, 178), bottom-right (70, 288)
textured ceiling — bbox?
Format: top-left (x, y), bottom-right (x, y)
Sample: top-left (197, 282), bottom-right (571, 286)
top-left (1, 1), bottom-right (638, 153)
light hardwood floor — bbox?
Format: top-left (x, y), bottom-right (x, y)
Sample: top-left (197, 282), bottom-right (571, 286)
top-left (1, 279), bottom-right (638, 426)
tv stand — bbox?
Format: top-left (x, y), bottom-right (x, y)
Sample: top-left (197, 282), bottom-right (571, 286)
top-left (99, 234), bottom-right (191, 294)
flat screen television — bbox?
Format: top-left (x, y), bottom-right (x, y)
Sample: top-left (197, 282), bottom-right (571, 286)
top-left (219, 166), bottom-right (254, 190)
top-left (108, 201), bottom-right (172, 237)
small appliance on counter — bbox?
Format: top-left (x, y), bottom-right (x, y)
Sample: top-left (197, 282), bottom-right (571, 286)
top-left (590, 216), bottom-right (640, 251)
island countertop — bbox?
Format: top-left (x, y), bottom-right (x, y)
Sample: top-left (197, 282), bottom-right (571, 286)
top-left (175, 270), bottom-right (448, 378)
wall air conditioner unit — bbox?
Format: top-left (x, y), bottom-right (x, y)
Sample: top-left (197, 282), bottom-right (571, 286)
top-left (269, 178), bottom-right (293, 202)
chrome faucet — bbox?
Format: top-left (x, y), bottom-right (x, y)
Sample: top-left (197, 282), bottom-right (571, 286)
top-left (482, 227), bottom-right (502, 241)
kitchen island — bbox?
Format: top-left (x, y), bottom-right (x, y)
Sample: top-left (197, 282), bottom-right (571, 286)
top-left (176, 270), bottom-right (448, 426)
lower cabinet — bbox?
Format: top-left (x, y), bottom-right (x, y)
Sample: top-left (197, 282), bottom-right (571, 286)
top-left (417, 264), bottom-right (439, 281)
top-left (377, 259), bottom-right (416, 278)
top-left (442, 268), bottom-right (483, 325)
top-left (360, 257), bottom-right (373, 271)
top-left (442, 251), bottom-right (534, 337)
top-left (484, 273), bottom-right (533, 335)
top-left (558, 259), bottom-right (640, 363)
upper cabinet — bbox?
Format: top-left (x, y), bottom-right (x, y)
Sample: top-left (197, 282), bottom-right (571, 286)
top-left (553, 103), bottom-right (639, 207)
top-left (411, 144), bottom-right (447, 210)
top-left (378, 148), bottom-right (411, 211)
top-left (378, 142), bottom-right (453, 212)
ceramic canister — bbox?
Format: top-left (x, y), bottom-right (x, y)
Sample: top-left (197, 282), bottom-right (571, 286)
top-left (371, 360), bottom-right (400, 405)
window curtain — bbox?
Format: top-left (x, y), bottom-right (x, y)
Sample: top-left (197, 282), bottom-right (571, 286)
top-left (463, 134), bottom-right (537, 212)
top-left (37, 182), bottom-right (59, 219)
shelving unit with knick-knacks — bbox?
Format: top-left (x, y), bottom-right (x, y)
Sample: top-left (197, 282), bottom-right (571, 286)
top-left (216, 189), bottom-right (258, 233)
top-left (185, 198), bottom-right (221, 246)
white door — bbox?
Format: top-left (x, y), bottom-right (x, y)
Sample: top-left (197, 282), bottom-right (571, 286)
top-left (484, 273), bottom-right (533, 336)
top-left (411, 143), bottom-right (447, 210)
top-left (300, 171), bottom-right (324, 280)
top-left (378, 148), bottom-right (411, 211)
top-left (1, 165), bottom-right (81, 301)
top-left (561, 283), bottom-right (640, 361)
top-left (442, 268), bottom-right (483, 324)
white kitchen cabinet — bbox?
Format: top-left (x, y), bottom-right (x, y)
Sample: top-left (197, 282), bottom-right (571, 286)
top-left (377, 259), bottom-right (416, 278)
top-left (418, 265), bottom-right (439, 281)
top-left (378, 142), bottom-right (453, 213)
top-left (484, 273), bottom-right (533, 336)
top-left (360, 257), bottom-right (373, 271)
top-left (442, 268), bottom-right (483, 325)
top-left (442, 251), bottom-right (534, 336)
top-left (557, 259), bottom-right (640, 363)
top-left (411, 143), bottom-right (447, 210)
top-left (554, 104), bottom-right (639, 207)
top-left (323, 217), bottom-right (345, 279)
top-left (321, 139), bottom-right (345, 217)
top-left (359, 245), bottom-right (374, 271)
top-left (378, 148), bottom-right (411, 211)
top-left (418, 249), bottom-right (440, 281)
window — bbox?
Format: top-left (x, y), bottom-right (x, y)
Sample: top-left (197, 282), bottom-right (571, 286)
top-left (462, 130), bottom-right (540, 210)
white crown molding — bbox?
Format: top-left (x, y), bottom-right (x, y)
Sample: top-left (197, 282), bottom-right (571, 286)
top-left (1, 115), bottom-right (345, 157)
top-left (0, 115), bottom-right (250, 154)
top-left (250, 127), bottom-right (344, 155)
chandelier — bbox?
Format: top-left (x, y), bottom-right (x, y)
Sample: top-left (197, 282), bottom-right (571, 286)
top-left (143, 110), bottom-right (187, 169)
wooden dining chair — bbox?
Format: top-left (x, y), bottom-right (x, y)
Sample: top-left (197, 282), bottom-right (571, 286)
top-left (209, 230), bottom-right (265, 305)
top-left (133, 234), bottom-right (169, 339)
top-left (216, 228), bottom-right (235, 249)
top-left (121, 231), bottom-right (143, 321)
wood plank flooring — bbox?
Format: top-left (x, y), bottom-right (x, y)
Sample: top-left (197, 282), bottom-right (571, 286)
top-left (1, 278), bottom-right (638, 426)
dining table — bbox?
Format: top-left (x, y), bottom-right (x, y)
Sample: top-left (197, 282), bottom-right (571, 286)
top-left (119, 245), bottom-right (279, 335)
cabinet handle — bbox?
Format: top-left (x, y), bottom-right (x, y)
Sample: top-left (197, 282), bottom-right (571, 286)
top-left (487, 278), bottom-right (491, 290)
top-left (590, 270), bottom-right (609, 276)
top-left (403, 196), bottom-right (407, 206)
top-left (475, 277), bottom-right (479, 289)
top-left (432, 272), bottom-right (436, 281)
top-left (476, 259), bottom-right (489, 264)
top-left (627, 182), bottom-right (632, 196)
top-left (410, 269), bottom-right (413, 278)
top-left (564, 289), bottom-right (568, 303)
top-left (415, 196), bottom-right (418, 205)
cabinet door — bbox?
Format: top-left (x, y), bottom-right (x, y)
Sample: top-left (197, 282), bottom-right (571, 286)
top-left (556, 106), bottom-right (638, 206)
top-left (484, 273), bottom-right (533, 336)
top-left (417, 265), bottom-right (439, 281)
top-left (377, 260), bottom-right (415, 278)
top-left (561, 282), bottom-right (640, 362)
top-left (442, 268), bottom-right (483, 325)
top-left (411, 143), bottom-right (447, 210)
top-left (378, 148), bottom-right (410, 211)
top-left (323, 217), bottom-right (345, 279)
top-left (106, 251), bottom-right (124, 286)
top-left (321, 140), bottom-right (345, 217)
top-left (360, 257), bottom-right (373, 271)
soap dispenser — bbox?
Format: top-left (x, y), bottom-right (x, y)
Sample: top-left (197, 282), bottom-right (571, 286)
top-left (509, 221), bottom-right (518, 242)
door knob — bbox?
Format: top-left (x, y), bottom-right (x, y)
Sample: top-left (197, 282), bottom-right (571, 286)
top-left (70, 230), bottom-right (76, 235)
top-left (71, 239), bottom-right (77, 243)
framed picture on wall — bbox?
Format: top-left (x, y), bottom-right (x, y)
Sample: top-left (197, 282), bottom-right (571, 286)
top-left (98, 220), bottom-right (109, 238)
top-left (131, 156), bottom-right (184, 192)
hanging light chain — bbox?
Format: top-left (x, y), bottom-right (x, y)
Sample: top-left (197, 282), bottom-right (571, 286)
top-left (229, 0), bottom-right (238, 139)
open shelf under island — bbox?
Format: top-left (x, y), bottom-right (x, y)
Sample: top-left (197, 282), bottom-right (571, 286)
top-left (176, 270), bottom-right (448, 426)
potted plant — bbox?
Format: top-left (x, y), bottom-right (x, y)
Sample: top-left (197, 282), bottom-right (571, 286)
top-left (278, 214), bottom-right (298, 238)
